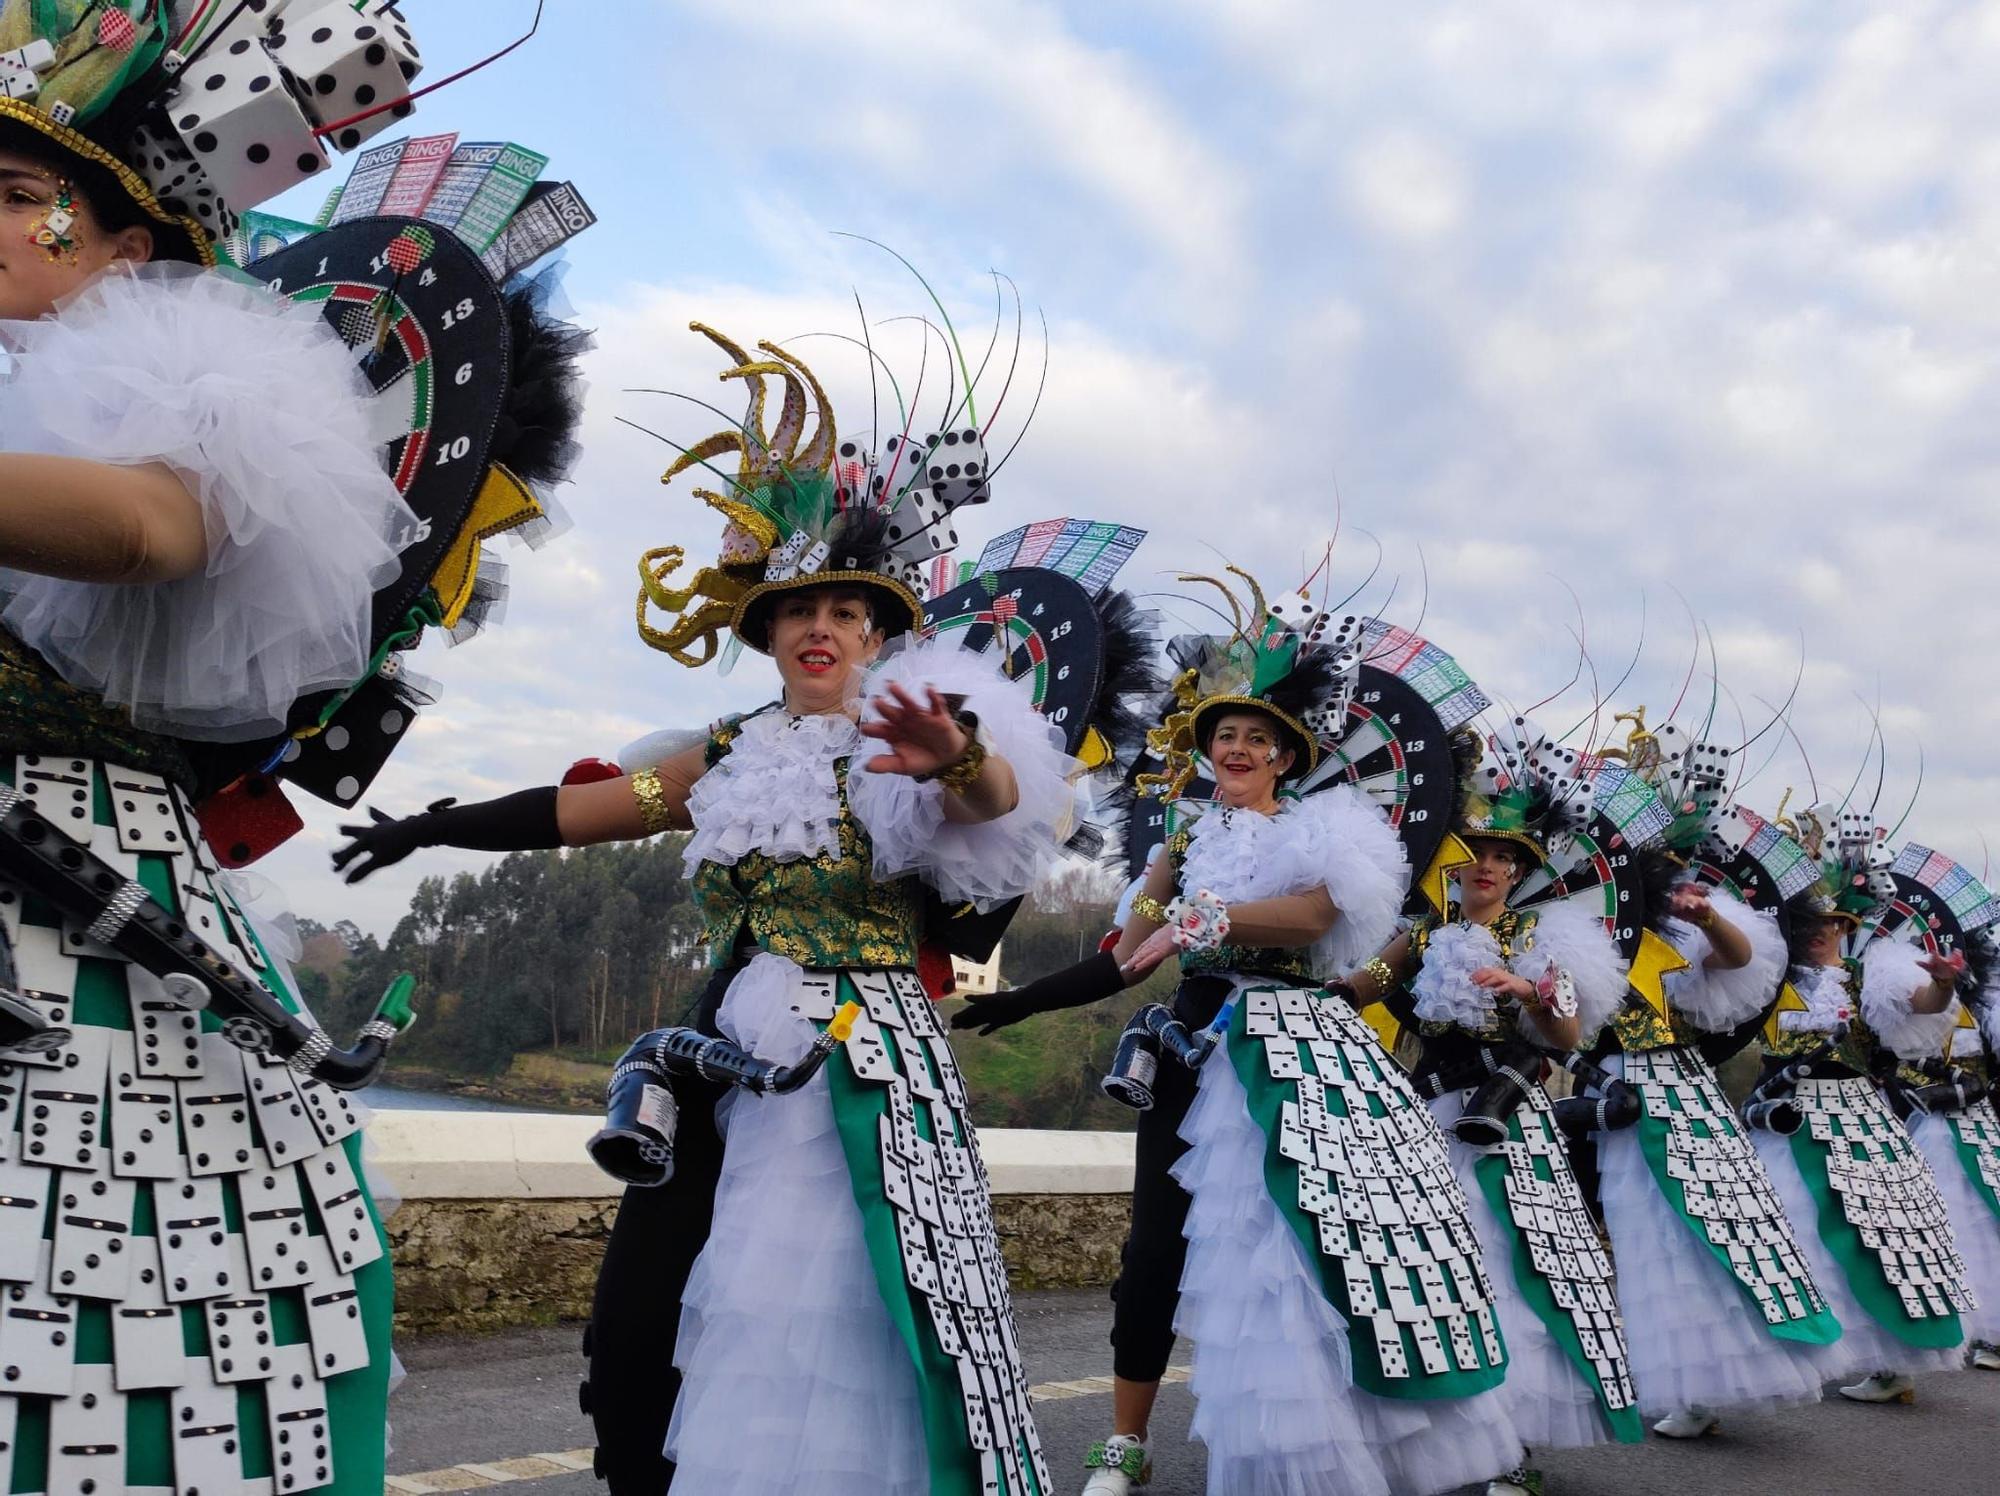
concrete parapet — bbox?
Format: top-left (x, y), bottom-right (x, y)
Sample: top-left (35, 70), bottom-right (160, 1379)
top-left (372, 1109), bottom-right (1136, 1334)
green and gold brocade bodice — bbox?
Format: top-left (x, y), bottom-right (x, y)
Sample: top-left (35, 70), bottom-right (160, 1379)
top-left (689, 717), bottom-right (924, 970)
top-left (1764, 959), bottom-right (1871, 1069)
top-left (0, 629), bottom-right (196, 790)
top-left (1166, 824), bottom-right (1316, 984)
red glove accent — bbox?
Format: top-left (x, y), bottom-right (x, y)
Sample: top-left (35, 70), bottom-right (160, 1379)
top-left (562, 757), bottom-right (623, 786)
top-left (1097, 927), bottom-right (1122, 953)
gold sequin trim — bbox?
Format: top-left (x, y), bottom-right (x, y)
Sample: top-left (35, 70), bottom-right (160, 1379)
top-left (630, 767), bottom-right (674, 835)
top-left (1130, 893), bottom-right (1169, 926)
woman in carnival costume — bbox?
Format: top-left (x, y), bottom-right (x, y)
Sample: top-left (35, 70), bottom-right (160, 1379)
top-left (1570, 715), bottom-right (1840, 1440)
top-left (1345, 719), bottom-right (1642, 1496)
top-left (1797, 827), bottom-right (2000, 1394)
top-left (0, 5), bottom-right (582, 1494)
top-left (1954, 951), bottom-right (2000, 1371)
top-left (1743, 804), bottom-right (1974, 1405)
top-left (959, 577), bottom-right (1526, 1496)
top-left (338, 323), bottom-right (1081, 1495)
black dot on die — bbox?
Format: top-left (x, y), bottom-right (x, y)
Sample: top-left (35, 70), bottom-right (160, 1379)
top-left (312, 26), bottom-right (334, 43)
top-left (357, 25), bottom-right (379, 40)
top-left (193, 132), bottom-right (217, 153)
top-left (230, 38), bottom-right (251, 55)
top-left (354, 83), bottom-right (376, 106)
top-left (250, 74), bottom-right (271, 94)
top-left (365, 42), bottom-right (386, 66)
top-left (315, 74), bottom-right (336, 96)
top-left (298, 153), bottom-right (322, 173)
top-left (338, 128), bottom-right (361, 149)
top-left (247, 143), bottom-right (269, 164)
top-left (179, 113), bottom-right (200, 130)
top-left (204, 73), bottom-right (226, 91)
top-left (398, 63), bottom-right (418, 83)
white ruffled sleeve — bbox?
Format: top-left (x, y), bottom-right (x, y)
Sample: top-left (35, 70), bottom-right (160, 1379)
top-left (844, 634), bottom-right (1077, 911)
top-left (1660, 891), bottom-right (1789, 1033)
top-left (0, 263), bottom-right (416, 741)
top-left (1410, 921), bottom-right (1503, 1029)
top-left (1512, 900), bottom-right (1629, 1043)
top-left (1276, 788), bottom-right (1411, 977)
top-left (1860, 939), bottom-right (1959, 1061)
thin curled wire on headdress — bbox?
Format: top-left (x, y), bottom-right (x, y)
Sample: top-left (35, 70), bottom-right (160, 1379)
top-left (1887, 743), bottom-right (1925, 842)
top-left (987, 307), bottom-right (1050, 481)
top-left (1560, 593), bottom-right (1644, 749)
top-left (1664, 586), bottom-right (1701, 726)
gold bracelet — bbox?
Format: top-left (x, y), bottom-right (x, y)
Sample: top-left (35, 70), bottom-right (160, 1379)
top-left (1131, 893), bottom-right (1170, 925)
top-left (629, 766), bottom-right (674, 835)
top-left (924, 732), bottom-right (989, 795)
top-left (1362, 956), bottom-right (1395, 994)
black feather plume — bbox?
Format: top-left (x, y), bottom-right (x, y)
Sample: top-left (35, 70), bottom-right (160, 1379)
top-left (490, 267), bottom-right (594, 488)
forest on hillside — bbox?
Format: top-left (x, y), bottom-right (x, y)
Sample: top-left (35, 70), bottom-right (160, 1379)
top-left (298, 841), bottom-right (1157, 1130)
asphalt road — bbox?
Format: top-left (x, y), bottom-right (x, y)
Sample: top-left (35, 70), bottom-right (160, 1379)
top-left (388, 1288), bottom-right (2000, 1495)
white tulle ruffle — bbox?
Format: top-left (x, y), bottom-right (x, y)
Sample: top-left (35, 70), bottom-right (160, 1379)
top-left (1512, 900), bottom-right (1627, 1044)
top-left (667, 953), bottom-right (929, 1493)
top-left (845, 634), bottom-right (1076, 911)
top-left (0, 263), bottom-right (417, 741)
top-left (682, 710), bottom-right (857, 871)
top-left (1751, 1126), bottom-right (1971, 1383)
top-left (1860, 940), bottom-right (1960, 1061)
top-left (1912, 1113), bottom-right (2000, 1344)
top-left (1781, 963), bottom-right (1854, 1037)
top-left (1594, 1076), bottom-right (1825, 1417)
top-left (1171, 1039), bottom-right (1522, 1496)
top-left (1177, 787), bottom-right (1410, 978)
top-left (1662, 890), bottom-right (1789, 1034)
top-left (1429, 1094), bottom-right (1616, 1451)
top-left (1409, 922), bottom-right (1503, 1030)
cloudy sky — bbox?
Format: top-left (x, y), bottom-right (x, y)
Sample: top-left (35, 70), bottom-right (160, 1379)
top-left (259, 0), bottom-right (2000, 934)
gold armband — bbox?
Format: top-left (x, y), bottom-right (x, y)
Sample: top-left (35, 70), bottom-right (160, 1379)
top-left (1362, 956), bottom-right (1396, 995)
top-left (919, 732), bottom-right (989, 795)
top-left (1130, 893), bottom-right (1170, 926)
top-left (630, 766), bottom-right (674, 835)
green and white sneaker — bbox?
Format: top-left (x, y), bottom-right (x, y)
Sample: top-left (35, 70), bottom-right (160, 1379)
top-left (1082, 1434), bottom-right (1151, 1494)
top-left (1487, 1468), bottom-right (1544, 1496)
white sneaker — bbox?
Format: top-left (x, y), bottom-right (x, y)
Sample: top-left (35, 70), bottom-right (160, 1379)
top-left (1082, 1434), bottom-right (1150, 1494)
top-left (1652, 1407), bottom-right (1720, 1439)
top-left (1486, 1470), bottom-right (1541, 1496)
top-left (1839, 1372), bottom-right (1915, 1404)
top-left (1970, 1341), bottom-right (2000, 1371)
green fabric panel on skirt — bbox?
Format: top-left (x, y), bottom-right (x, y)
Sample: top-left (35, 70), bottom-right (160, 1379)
top-left (823, 973), bottom-right (1042, 1496)
top-left (1631, 1082), bottom-right (1839, 1346)
top-left (1472, 1140), bottom-right (1645, 1443)
top-left (1950, 1118), bottom-right (2000, 1223)
top-left (4, 762), bottom-right (396, 1496)
top-left (1227, 992), bottom-right (1507, 1401)
top-left (1787, 1128), bottom-right (1963, 1349)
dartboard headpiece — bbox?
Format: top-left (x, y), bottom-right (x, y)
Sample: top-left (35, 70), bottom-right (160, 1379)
top-left (637, 322), bottom-right (1007, 666)
top-left (1135, 566), bottom-right (1363, 800)
top-left (0, 0), bottom-right (429, 266)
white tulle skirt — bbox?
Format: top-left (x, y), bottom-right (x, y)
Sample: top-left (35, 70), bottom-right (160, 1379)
top-left (1596, 1124), bottom-right (1826, 1416)
top-left (1428, 1094), bottom-right (1614, 1452)
top-left (1912, 1113), bottom-right (2000, 1345)
top-left (1751, 1128), bottom-right (1969, 1382)
top-left (665, 955), bottom-right (929, 1494)
top-left (1171, 1043), bottom-right (1523, 1496)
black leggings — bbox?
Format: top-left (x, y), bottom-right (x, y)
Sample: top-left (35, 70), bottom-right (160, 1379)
top-left (1108, 975), bottom-right (1232, 1383)
top-left (581, 967), bottom-right (734, 1495)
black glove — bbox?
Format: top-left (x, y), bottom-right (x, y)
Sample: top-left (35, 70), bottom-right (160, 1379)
top-left (332, 786), bottom-right (563, 883)
top-left (950, 950), bottom-right (1124, 1036)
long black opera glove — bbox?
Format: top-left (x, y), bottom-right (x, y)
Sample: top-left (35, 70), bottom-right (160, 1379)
top-left (332, 786), bottom-right (563, 883)
top-left (949, 950), bottom-right (1125, 1036)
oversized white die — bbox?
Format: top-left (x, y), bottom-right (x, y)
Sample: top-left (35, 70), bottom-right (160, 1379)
top-left (162, 38), bottom-right (329, 211)
top-left (125, 117), bottom-right (239, 240)
top-left (267, 0), bottom-right (422, 152)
